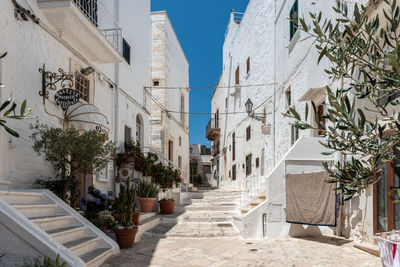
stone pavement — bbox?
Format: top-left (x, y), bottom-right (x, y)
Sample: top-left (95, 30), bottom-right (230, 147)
top-left (102, 235), bottom-right (381, 267)
top-left (103, 189), bottom-right (381, 267)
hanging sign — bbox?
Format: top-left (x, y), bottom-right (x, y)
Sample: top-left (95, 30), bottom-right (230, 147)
top-left (55, 88), bottom-right (80, 110)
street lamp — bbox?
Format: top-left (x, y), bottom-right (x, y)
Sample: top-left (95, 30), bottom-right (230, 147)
top-left (245, 98), bottom-right (266, 122)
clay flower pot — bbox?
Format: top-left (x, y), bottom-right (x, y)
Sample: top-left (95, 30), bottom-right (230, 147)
top-left (138, 197), bottom-right (157, 212)
top-left (159, 200), bottom-right (175, 214)
top-left (114, 227), bottom-right (138, 249)
top-left (132, 212), bottom-right (141, 226)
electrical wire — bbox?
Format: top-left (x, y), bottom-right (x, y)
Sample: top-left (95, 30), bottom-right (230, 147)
top-left (144, 82), bottom-right (277, 90)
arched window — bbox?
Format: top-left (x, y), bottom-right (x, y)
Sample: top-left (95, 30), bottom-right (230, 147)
top-left (136, 114), bottom-right (142, 146)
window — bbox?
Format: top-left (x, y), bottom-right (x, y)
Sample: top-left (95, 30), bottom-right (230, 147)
top-left (232, 132), bottom-right (236, 161)
top-left (289, 0), bottom-right (299, 41)
top-left (136, 115), bottom-right (142, 146)
top-left (232, 164), bottom-right (237, 180)
top-left (124, 126), bottom-right (131, 144)
top-left (178, 156), bottom-right (182, 169)
top-left (190, 147), bottom-right (193, 154)
top-left (179, 137), bottom-right (182, 146)
top-left (317, 102), bottom-right (326, 135)
top-left (285, 87), bottom-right (291, 108)
top-left (235, 66), bottom-right (240, 85)
top-left (246, 126), bottom-right (251, 141)
top-left (246, 57), bottom-right (250, 75)
top-left (180, 95), bottom-right (185, 125)
top-left (291, 124), bottom-right (299, 146)
top-left (123, 38), bottom-right (131, 64)
top-left (225, 97), bottom-right (228, 109)
top-left (215, 109), bottom-right (219, 128)
top-left (246, 154), bottom-right (252, 176)
top-left (256, 157), bottom-right (260, 168)
top-left (75, 75), bottom-right (90, 102)
top-left (168, 140), bottom-right (173, 163)
top-left (153, 80), bottom-right (159, 86)
top-left (203, 165), bottom-right (211, 174)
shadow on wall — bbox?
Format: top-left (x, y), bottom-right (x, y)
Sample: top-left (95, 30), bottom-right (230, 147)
top-left (340, 193), bottom-right (365, 240)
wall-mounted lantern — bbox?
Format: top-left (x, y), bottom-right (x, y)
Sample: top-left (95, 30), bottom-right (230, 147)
top-left (245, 98), bottom-right (266, 123)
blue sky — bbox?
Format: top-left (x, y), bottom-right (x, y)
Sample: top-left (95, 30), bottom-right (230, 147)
top-left (151, 0), bottom-right (250, 147)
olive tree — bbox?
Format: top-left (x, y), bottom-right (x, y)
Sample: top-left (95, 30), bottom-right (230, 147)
top-left (31, 124), bottom-right (117, 202)
top-left (285, 0), bottom-right (400, 200)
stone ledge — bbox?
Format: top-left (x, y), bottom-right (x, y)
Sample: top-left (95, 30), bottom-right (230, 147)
top-left (354, 243), bottom-right (380, 257)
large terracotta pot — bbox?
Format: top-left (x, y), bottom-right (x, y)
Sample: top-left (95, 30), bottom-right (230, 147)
top-left (138, 197), bottom-right (157, 212)
top-left (132, 212), bottom-right (141, 226)
top-left (159, 200), bottom-right (175, 214)
top-left (114, 227), bottom-right (138, 249)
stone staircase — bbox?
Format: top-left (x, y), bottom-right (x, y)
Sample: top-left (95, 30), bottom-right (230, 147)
top-left (143, 190), bottom-right (242, 238)
top-left (0, 190), bottom-right (119, 266)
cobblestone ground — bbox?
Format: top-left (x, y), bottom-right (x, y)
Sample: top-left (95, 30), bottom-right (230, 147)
top-left (103, 234), bottom-right (381, 267)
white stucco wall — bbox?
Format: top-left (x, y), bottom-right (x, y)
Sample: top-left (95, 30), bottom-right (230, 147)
top-left (150, 11), bottom-right (190, 181)
top-left (0, 0), bottom-right (151, 196)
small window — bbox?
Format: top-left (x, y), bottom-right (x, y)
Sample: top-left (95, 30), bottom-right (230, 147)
top-left (291, 124), bottom-right (299, 146)
top-left (256, 157), bottom-right (260, 168)
top-left (225, 97), bottom-right (228, 109)
top-left (75, 75), bottom-right (90, 102)
top-left (136, 115), bottom-right (142, 146)
top-left (246, 126), bottom-right (251, 141)
top-left (246, 154), bottom-right (252, 176)
top-left (232, 132), bottom-right (236, 161)
top-left (246, 57), bottom-right (250, 75)
top-left (153, 80), bottom-right (159, 86)
top-left (124, 126), bottom-right (131, 144)
top-left (285, 87), bottom-right (291, 108)
top-left (232, 164), bottom-right (237, 180)
top-left (235, 66), bottom-right (240, 85)
top-left (123, 38), bottom-right (131, 64)
top-left (179, 137), bottom-right (182, 146)
top-left (289, 0), bottom-right (299, 41)
top-left (178, 156), bottom-right (182, 169)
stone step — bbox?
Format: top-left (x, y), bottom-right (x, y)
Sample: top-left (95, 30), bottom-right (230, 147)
top-left (31, 215), bottom-right (74, 231)
top-left (66, 236), bottom-right (101, 258)
top-left (185, 205), bottom-right (238, 212)
top-left (84, 248), bottom-right (113, 267)
top-left (13, 204), bottom-right (59, 219)
top-left (166, 222), bottom-right (240, 238)
top-left (48, 225), bottom-right (88, 245)
top-left (0, 191), bottom-right (44, 205)
top-left (136, 214), bottom-right (161, 242)
top-left (190, 201), bottom-right (239, 206)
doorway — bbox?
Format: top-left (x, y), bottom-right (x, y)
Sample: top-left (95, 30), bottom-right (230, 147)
top-left (374, 148), bottom-right (400, 232)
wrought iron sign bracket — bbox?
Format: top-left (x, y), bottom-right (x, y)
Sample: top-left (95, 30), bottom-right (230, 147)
top-left (39, 64), bottom-right (80, 110)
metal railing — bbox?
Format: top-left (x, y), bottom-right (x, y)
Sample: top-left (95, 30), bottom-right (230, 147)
top-left (73, 0), bottom-right (122, 54)
top-left (206, 118), bottom-right (220, 138)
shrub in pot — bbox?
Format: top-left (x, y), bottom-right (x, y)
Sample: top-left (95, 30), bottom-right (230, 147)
top-left (137, 180), bottom-right (159, 212)
top-left (152, 163), bottom-right (183, 214)
top-left (113, 180), bottom-right (138, 249)
top-left (79, 186), bottom-right (114, 220)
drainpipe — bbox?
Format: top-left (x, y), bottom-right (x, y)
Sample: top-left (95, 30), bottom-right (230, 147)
top-left (113, 0), bottom-right (120, 195)
top-left (272, 7), bottom-right (277, 168)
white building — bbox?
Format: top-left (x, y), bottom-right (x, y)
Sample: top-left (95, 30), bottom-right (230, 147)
top-left (0, 0), bottom-right (151, 197)
top-left (150, 11), bottom-right (190, 182)
top-left (189, 144), bottom-right (212, 186)
top-left (210, 0), bottom-right (382, 244)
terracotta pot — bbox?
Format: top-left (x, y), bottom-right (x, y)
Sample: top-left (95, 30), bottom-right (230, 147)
top-left (138, 197), bottom-right (157, 212)
top-left (132, 212), bottom-right (141, 226)
top-left (114, 227), bottom-right (138, 249)
top-left (159, 200), bottom-right (175, 214)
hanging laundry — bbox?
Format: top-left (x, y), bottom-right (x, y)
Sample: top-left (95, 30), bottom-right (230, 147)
top-left (286, 171), bottom-right (337, 226)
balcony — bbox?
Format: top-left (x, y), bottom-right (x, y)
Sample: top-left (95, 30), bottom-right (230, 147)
top-left (206, 118), bottom-right (220, 141)
top-left (38, 0), bottom-right (123, 63)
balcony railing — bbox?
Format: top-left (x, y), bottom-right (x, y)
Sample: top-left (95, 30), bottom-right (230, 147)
top-left (206, 118), bottom-right (221, 141)
top-left (73, 0), bottom-right (122, 54)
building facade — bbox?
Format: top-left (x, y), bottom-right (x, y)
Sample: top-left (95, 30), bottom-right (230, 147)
top-left (150, 11), bottom-right (190, 181)
top-left (189, 144), bottom-right (212, 187)
top-left (209, 0), bottom-right (385, 243)
top-left (0, 0), bottom-right (152, 196)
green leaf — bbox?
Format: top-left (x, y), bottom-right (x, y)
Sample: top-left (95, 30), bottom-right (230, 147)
top-left (322, 151), bottom-right (335, 155)
top-left (20, 100), bottom-right (27, 115)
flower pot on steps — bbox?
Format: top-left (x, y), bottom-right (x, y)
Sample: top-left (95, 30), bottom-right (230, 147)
top-left (138, 197), bottom-right (157, 212)
top-left (159, 200), bottom-right (175, 214)
top-left (132, 212), bottom-right (141, 226)
top-left (114, 226), bottom-right (138, 249)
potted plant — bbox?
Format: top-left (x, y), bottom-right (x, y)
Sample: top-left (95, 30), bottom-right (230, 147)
top-left (113, 180), bottom-right (138, 249)
top-left (137, 180), bottom-right (159, 212)
top-left (143, 152), bottom-right (158, 181)
top-left (79, 186), bottom-right (114, 220)
top-left (153, 164), bottom-right (183, 214)
top-left (91, 216), bottom-right (116, 232)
